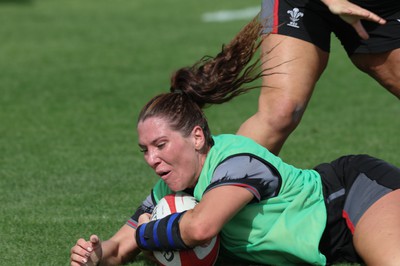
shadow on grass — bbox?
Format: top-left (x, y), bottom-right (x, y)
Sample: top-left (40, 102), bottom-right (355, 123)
top-left (125, 254), bottom-right (157, 266)
top-left (127, 254), bottom-right (361, 266)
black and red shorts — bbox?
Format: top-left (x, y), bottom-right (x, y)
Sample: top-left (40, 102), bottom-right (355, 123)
top-left (314, 154), bottom-right (400, 264)
top-left (261, 0), bottom-right (400, 55)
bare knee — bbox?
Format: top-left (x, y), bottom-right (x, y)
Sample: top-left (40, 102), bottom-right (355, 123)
top-left (358, 63), bottom-right (400, 97)
top-left (351, 51), bottom-right (400, 98)
top-left (237, 97), bottom-right (306, 154)
top-left (258, 98), bottom-right (305, 136)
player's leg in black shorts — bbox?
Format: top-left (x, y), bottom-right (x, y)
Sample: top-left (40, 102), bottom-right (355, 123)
top-left (314, 154), bottom-right (400, 264)
top-left (333, 1), bottom-right (400, 55)
top-left (261, 0), bottom-right (343, 52)
top-left (261, 0), bottom-right (400, 55)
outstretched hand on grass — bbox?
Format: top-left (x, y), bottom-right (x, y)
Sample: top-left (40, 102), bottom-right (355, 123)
top-left (321, 0), bottom-right (386, 40)
top-left (70, 235), bottom-right (102, 266)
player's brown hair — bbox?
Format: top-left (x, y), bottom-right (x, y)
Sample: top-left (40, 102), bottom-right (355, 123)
top-left (138, 14), bottom-right (269, 152)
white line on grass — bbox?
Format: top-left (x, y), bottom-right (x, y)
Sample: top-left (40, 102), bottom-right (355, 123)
top-left (202, 6), bottom-right (260, 22)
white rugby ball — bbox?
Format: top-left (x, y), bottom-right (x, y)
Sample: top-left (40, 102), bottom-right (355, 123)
top-left (150, 192), bottom-right (220, 266)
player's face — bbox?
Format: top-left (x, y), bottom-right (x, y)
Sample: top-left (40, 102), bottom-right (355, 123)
top-left (138, 116), bottom-right (206, 192)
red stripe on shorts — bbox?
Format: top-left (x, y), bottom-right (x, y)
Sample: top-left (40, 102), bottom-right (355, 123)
top-left (272, 0), bottom-right (280, 34)
top-left (342, 210), bottom-right (355, 234)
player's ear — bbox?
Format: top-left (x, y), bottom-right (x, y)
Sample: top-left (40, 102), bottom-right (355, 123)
top-left (191, 125), bottom-right (205, 151)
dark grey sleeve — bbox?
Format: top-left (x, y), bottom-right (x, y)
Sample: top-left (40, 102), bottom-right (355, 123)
top-left (205, 155), bottom-right (281, 201)
top-left (127, 192), bottom-right (156, 229)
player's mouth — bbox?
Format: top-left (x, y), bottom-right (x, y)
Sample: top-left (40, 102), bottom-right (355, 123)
top-left (157, 170), bottom-right (171, 180)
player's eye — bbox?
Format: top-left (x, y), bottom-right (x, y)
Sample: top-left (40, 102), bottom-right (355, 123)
top-left (157, 143), bottom-right (166, 149)
top-left (139, 145), bottom-right (147, 153)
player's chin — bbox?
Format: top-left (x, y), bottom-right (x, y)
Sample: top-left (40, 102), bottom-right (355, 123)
top-left (166, 180), bottom-right (187, 192)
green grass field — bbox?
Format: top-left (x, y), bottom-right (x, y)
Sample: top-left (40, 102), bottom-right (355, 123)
top-left (0, 0), bottom-right (398, 265)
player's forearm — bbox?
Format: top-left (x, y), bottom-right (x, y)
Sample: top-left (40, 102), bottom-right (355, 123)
top-left (97, 240), bottom-right (120, 266)
top-left (99, 239), bottom-right (140, 266)
top-left (320, 0), bottom-right (339, 8)
top-left (180, 210), bottom-right (218, 247)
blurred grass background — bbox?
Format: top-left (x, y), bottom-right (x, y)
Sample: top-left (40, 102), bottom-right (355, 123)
top-left (0, 0), bottom-right (398, 265)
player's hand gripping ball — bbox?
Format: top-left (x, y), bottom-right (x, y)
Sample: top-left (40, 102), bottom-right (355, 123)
top-left (150, 192), bottom-right (220, 266)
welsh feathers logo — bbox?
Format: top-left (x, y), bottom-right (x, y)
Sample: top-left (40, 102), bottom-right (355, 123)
top-left (287, 8), bottom-right (304, 28)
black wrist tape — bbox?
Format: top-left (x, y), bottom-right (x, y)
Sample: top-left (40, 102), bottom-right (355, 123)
top-left (135, 211), bottom-right (189, 251)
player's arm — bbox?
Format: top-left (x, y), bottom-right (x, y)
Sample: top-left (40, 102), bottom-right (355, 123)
top-left (320, 0), bottom-right (386, 39)
top-left (180, 185), bottom-right (254, 246)
top-left (135, 185), bottom-right (254, 250)
top-left (180, 155), bottom-right (280, 246)
top-left (99, 224), bottom-right (141, 265)
top-left (70, 224), bottom-right (140, 266)
top-left (71, 192), bottom-right (157, 266)
top-left (134, 186), bottom-right (253, 250)
top-left (135, 155), bottom-right (280, 250)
